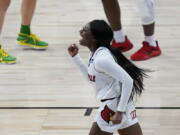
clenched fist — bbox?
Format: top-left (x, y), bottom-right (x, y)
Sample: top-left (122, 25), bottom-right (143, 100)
top-left (111, 111), bottom-right (123, 124)
top-left (68, 44), bottom-right (79, 57)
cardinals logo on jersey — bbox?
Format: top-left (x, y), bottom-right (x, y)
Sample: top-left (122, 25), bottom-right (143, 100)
top-left (101, 105), bottom-right (115, 123)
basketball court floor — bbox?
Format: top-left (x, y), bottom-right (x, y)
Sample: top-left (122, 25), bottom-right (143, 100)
top-left (0, 0), bottom-right (180, 135)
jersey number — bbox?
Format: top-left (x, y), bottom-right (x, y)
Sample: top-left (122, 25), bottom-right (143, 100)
top-left (88, 74), bottom-right (96, 82)
top-left (130, 110), bottom-right (137, 120)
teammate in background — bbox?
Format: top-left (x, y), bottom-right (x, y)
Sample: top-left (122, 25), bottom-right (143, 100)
top-left (68, 20), bottom-right (147, 135)
top-left (0, 0), bottom-right (48, 64)
top-left (101, 0), bottom-right (161, 61)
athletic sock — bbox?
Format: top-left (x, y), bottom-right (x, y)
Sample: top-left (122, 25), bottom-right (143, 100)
top-left (20, 25), bottom-right (31, 35)
top-left (145, 35), bottom-right (156, 47)
top-left (113, 29), bottom-right (125, 43)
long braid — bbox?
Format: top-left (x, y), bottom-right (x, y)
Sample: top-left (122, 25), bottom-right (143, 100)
top-left (90, 20), bottom-right (148, 100)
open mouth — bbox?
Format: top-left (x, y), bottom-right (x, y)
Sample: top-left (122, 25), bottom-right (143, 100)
top-left (79, 38), bottom-right (83, 44)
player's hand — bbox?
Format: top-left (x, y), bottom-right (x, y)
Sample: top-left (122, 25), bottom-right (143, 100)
top-left (68, 44), bottom-right (79, 57)
top-left (111, 111), bottom-right (123, 124)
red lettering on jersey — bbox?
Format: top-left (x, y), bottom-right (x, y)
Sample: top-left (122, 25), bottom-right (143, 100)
top-left (101, 105), bottom-right (115, 123)
top-left (88, 74), bottom-right (96, 82)
top-left (130, 110), bottom-right (137, 120)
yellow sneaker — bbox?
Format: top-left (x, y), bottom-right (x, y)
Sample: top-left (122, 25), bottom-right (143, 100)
top-left (0, 45), bottom-right (16, 64)
top-left (17, 33), bottom-right (48, 49)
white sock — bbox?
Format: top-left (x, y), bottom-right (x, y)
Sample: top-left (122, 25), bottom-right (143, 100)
top-left (114, 29), bottom-right (125, 43)
top-left (145, 35), bottom-right (156, 47)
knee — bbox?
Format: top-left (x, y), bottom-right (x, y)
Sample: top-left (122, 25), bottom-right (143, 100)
top-left (0, 0), bottom-right (11, 12)
top-left (141, 16), bottom-right (155, 25)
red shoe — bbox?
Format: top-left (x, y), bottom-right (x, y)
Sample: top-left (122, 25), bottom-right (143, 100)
top-left (111, 36), bottom-right (133, 52)
top-left (131, 41), bottom-right (161, 61)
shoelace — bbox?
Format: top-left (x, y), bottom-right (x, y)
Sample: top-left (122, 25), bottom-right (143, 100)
top-left (0, 48), bottom-right (9, 57)
top-left (29, 34), bottom-right (40, 41)
top-left (138, 43), bottom-right (151, 53)
top-left (19, 33), bottom-right (40, 43)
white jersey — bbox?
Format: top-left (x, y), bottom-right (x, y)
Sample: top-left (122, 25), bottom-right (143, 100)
top-left (72, 47), bottom-right (133, 112)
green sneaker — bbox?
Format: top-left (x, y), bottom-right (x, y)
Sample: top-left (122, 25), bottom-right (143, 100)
top-left (0, 45), bottom-right (16, 64)
top-left (17, 33), bottom-right (48, 49)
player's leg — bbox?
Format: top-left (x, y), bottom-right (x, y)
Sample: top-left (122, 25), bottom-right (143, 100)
top-left (101, 0), bottom-right (121, 31)
top-left (89, 122), bottom-right (113, 135)
top-left (118, 123), bottom-right (143, 135)
top-left (0, 0), bottom-right (10, 34)
top-left (21, 0), bottom-right (36, 26)
top-left (131, 0), bottom-right (161, 61)
top-left (17, 0), bottom-right (48, 49)
top-left (101, 0), bottom-right (133, 52)
top-left (0, 0), bottom-right (16, 64)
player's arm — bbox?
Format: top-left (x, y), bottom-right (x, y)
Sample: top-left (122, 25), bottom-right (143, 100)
top-left (95, 57), bottom-right (133, 112)
top-left (68, 44), bottom-right (89, 80)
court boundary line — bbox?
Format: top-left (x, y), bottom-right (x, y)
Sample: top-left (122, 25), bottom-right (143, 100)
top-left (0, 107), bottom-right (180, 109)
top-left (1, 107), bottom-right (179, 116)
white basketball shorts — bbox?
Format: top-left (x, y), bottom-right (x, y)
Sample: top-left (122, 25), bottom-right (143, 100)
top-left (95, 99), bottom-right (138, 133)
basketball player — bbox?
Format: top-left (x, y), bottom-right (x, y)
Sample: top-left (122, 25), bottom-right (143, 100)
top-left (0, 0), bottom-right (48, 64)
top-left (101, 0), bottom-right (161, 61)
top-left (68, 20), bottom-right (147, 135)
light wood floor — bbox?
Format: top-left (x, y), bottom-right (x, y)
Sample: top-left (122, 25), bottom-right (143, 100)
top-left (0, 0), bottom-right (180, 135)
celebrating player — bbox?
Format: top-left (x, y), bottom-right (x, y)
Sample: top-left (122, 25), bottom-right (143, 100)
top-left (68, 20), bottom-right (147, 135)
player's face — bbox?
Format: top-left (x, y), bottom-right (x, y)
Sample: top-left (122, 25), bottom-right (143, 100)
top-left (79, 24), bottom-right (94, 47)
